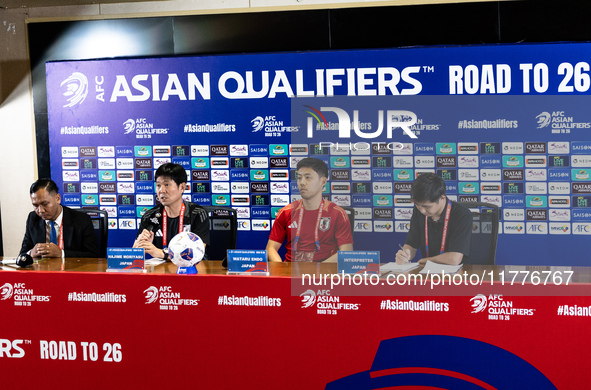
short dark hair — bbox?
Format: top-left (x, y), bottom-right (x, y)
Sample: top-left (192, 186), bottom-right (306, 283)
top-left (155, 163), bottom-right (187, 186)
top-left (410, 173), bottom-right (446, 203)
top-left (296, 157), bottom-right (329, 179)
top-left (30, 179), bottom-right (59, 195)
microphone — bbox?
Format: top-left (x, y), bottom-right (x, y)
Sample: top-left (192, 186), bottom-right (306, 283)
top-left (16, 254), bottom-right (33, 268)
top-left (144, 225), bottom-right (154, 233)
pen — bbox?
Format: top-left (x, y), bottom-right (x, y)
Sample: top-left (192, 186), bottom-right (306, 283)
top-left (398, 244), bottom-right (410, 263)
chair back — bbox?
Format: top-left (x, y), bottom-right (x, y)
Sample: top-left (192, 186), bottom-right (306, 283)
top-left (78, 208), bottom-right (109, 257)
top-left (459, 202), bottom-right (499, 265)
top-left (202, 206), bottom-right (238, 261)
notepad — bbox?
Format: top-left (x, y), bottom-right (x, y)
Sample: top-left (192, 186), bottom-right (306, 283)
top-left (144, 258), bottom-right (166, 266)
top-left (0, 258), bottom-right (18, 265)
top-left (381, 262), bottom-right (420, 273)
top-left (419, 260), bottom-right (462, 274)
top-left (0, 259), bottom-right (19, 270)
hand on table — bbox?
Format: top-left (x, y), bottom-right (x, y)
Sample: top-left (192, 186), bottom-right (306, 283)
top-left (32, 243), bottom-right (62, 258)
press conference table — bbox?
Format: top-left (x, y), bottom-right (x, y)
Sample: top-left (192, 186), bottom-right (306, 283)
top-left (1, 257), bottom-right (591, 389)
top-left (3, 256), bottom-right (591, 280)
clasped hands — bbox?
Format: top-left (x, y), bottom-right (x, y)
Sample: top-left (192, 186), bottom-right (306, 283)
top-left (31, 243), bottom-right (61, 258)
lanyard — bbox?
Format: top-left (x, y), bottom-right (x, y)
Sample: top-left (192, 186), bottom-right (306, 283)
top-left (293, 199), bottom-right (324, 253)
top-left (58, 222), bottom-right (63, 250)
top-left (425, 199), bottom-right (452, 256)
top-left (48, 221), bottom-right (64, 250)
top-left (162, 202), bottom-right (185, 248)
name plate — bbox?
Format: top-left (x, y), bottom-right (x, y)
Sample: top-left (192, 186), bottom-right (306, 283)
top-left (227, 250), bottom-right (268, 275)
top-left (107, 248), bottom-right (145, 271)
top-left (338, 251), bottom-right (380, 274)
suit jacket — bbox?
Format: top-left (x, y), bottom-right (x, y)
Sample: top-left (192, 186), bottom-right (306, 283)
top-left (19, 206), bottom-right (98, 258)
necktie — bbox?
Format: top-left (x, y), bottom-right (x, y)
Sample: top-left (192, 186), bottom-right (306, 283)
top-left (50, 221), bottom-right (58, 245)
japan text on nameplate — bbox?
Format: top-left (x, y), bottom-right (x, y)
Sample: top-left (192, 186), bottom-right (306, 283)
top-left (338, 251), bottom-right (380, 274)
top-left (227, 249), bottom-right (268, 275)
top-left (107, 248), bottom-right (145, 271)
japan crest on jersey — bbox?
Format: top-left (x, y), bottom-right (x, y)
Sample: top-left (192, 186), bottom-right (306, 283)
top-left (319, 217), bottom-right (331, 232)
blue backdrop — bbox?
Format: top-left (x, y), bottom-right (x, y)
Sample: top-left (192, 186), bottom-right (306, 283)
top-left (46, 42), bottom-right (591, 265)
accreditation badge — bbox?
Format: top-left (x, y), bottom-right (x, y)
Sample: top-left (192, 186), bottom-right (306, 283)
top-left (294, 251), bottom-right (315, 262)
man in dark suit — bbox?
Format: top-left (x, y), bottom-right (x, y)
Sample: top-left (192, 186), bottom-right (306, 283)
top-left (20, 179), bottom-right (98, 258)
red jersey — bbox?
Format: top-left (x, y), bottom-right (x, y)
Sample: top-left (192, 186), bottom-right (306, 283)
top-left (269, 199), bottom-right (353, 262)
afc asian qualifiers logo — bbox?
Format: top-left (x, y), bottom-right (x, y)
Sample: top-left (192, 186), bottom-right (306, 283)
top-left (143, 285), bottom-right (199, 310)
top-left (300, 289), bottom-right (317, 308)
top-left (326, 336), bottom-right (556, 389)
top-left (60, 72), bottom-right (89, 107)
top-left (251, 116), bottom-right (264, 132)
top-left (536, 112), bottom-right (551, 128)
top-left (123, 119), bottom-right (136, 134)
top-left (251, 115), bottom-right (294, 135)
top-left (470, 293), bottom-right (487, 313)
top-left (143, 286), bottom-right (159, 304)
top-left (470, 294), bottom-right (534, 320)
top-left (1, 283), bottom-right (14, 300)
top-left (299, 289), bottom-right (359, 315)
top-left (0, 282), bottom-right (50, 305)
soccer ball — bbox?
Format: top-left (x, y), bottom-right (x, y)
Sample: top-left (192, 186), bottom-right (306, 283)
top-left (168, 232), bottom-right (205, 268)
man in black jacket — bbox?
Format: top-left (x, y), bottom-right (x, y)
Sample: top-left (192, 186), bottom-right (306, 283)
top-left (396, 173), bottom-right (472, 266)
top-left (134, 163), bottom-right (209, 260)
top-left (20, 179), bottom-right (98, 258)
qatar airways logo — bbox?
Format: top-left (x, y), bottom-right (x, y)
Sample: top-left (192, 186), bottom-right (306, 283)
top-left (305, 106), bottom-right (418, 139)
